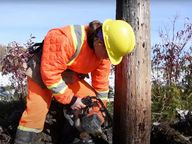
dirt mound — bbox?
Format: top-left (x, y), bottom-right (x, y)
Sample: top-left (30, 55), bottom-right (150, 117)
top-left (0, 100), bottom-right (110, 144)
top-left (0, 100), bottom-right (191, 144)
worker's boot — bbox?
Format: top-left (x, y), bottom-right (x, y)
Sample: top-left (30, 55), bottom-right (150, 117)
top-left (14, 129), bottom-right (41, 144)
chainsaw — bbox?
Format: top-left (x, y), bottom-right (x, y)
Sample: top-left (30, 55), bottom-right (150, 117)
top-left (63, 96), bottom-right (113, 144)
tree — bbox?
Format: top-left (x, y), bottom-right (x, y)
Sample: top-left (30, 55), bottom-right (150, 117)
top-left (113, 0), bottom-right (151, 144)
top-left (152, 17), bottom-right (192, 86)
top-left (152, 17), bottom-right (192, 121)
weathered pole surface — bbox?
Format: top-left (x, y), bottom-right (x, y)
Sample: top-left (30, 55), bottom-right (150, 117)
top-left (113, 0), bottom-right (151, 144)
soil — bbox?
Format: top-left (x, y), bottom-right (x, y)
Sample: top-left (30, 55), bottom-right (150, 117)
top-left (0, 100), bottom-right (191, 144)
top-left (0, 100), bottom-right (111, 144)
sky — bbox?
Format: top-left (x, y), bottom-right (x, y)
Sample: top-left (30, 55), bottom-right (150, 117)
top-left (0, 0), bottom-right (191, 46)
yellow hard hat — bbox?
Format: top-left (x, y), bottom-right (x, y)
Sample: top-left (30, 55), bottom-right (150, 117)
top-left (102, 19), bottom-right (136, 65)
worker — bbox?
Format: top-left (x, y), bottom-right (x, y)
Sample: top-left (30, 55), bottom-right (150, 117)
top-left (14, 19), bottom-right (135, 144)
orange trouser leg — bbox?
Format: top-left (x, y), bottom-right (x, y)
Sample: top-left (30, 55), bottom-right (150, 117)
top-left (18, 78), bottom-right (101, 132)
top-left (68, 79), bottom-right (96, 98)
top-left (54, 79), bottom-right (96, 104)
top-left (18, 77), bottom-right (52, 132)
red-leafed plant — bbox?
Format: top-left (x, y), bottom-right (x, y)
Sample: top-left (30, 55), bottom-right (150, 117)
top-left (1, 36), bottom-right (35, 100)
top-left (152, 17), bottom-right (192, 121)
top-left (152, 17), bottom-right (192, 85)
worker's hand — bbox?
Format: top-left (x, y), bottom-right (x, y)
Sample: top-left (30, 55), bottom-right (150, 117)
top-left (70, 97), bottom-right (86, 110)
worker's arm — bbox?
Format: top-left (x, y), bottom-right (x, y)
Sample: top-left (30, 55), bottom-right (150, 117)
top-left (40, 28), bottom-right (76, 104)
top-left (91, 59), bottom-right (110, 99)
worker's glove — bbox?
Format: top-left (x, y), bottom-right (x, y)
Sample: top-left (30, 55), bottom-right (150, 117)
top-left (69, 96), bottom-right (86, 110)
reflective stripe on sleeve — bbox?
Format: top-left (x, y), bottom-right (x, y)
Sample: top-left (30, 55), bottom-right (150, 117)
top-left (47, 79), bottom-right (67, 95)
top-left (68, 25), bottom-right (85, 65)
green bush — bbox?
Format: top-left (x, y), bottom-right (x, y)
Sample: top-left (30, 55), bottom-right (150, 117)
top-left (152, 84), bottom-right (182, 122)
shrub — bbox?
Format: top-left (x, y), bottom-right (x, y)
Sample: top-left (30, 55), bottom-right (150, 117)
top-left (1, 36), bottom-right (35, 99)
top-left (152, 17), bottom-right (192, 122)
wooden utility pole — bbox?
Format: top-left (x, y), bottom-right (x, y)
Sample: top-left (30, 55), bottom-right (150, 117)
top-left (113, 0), bottom-right (151, 144)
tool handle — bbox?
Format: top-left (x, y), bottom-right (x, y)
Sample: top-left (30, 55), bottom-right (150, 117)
top-left (81, 96), bottom-right (93, 107)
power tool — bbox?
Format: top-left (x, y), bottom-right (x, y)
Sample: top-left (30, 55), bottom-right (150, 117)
top-left (63, 96), bottom-right (113, 144)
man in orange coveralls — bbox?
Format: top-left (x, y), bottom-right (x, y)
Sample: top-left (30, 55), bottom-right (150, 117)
top-left (14, 19), bottom-right (135, 144)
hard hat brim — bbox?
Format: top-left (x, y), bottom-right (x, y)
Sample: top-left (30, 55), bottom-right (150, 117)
top-left (107, 48), bottom-right (123, 65)
top-left (102, 19), bottom-right (123, 65)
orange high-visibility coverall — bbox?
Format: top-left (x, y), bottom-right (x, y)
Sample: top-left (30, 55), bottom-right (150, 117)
top-left (18, 25), bottom-right (110, 132)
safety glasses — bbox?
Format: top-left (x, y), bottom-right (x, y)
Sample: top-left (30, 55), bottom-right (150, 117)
top-left (97, 29), bottom-right (104, 43)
